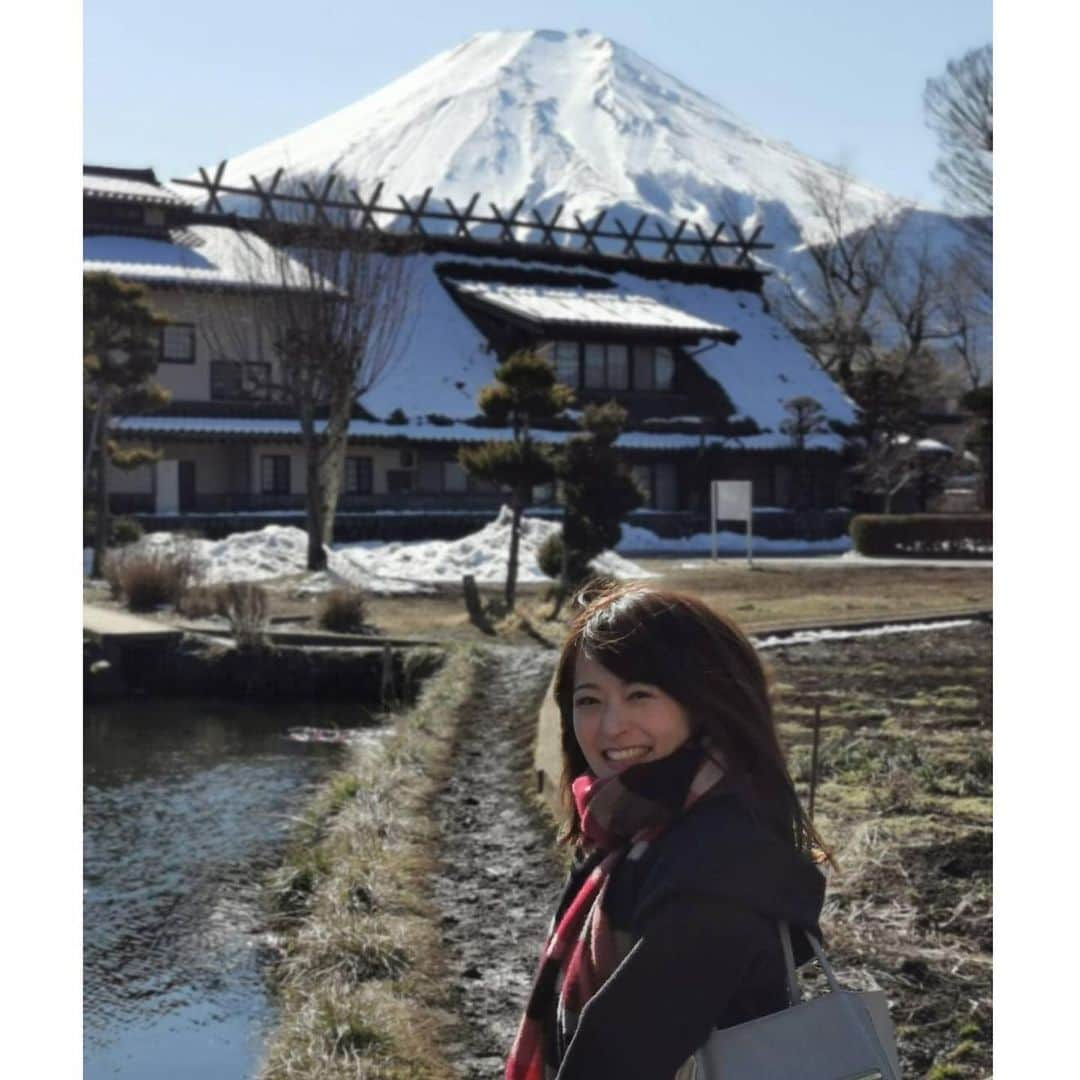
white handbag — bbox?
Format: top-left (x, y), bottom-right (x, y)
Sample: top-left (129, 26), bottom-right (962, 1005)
top-left (691, 921), bottom-right (902, 1079)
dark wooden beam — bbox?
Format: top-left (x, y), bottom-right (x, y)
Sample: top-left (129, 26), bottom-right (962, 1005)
top-left (170, 167), bottom-right (776, 272)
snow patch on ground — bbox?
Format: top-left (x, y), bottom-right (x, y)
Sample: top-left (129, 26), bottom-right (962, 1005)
top-left (111, 527), bottom-right (429, 595)
top-left (335, 506), bottom-right (650, 587)
top-left (93, 508), bottom-right (652, 592)
top-left (754, 619), bottom-right (976, 650)
top-left (616, 524), bottom-right (851, 556)
top-left (83, 514), bottom-right (856, 587)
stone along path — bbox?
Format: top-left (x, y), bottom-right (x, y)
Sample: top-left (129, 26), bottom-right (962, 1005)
top-left (429, 644), bottom-right (565, 1080)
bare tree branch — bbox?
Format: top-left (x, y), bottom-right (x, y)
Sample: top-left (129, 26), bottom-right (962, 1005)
top-left (196, 173), bottom-right (419, 570)
top-left (925, 44), bottom-right (992, 258)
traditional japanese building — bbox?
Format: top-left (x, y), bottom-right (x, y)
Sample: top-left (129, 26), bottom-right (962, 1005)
top-left (85, 163), bottom-right (856, 541)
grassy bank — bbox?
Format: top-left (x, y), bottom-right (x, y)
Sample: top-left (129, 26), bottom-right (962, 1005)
top-left (258, 645), bottom-right (476, 1080)
top-left (354, 562), bottom-right (991, 646)
top-left (770, 624), bottom-right (992, 1078)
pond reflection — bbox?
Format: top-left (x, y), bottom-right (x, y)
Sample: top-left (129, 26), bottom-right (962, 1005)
top-left (84, 697), bottom-right (378, 1079)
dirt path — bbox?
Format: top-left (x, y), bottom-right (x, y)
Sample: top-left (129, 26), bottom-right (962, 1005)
top-left (429, 644), bottom-right (564, 1080)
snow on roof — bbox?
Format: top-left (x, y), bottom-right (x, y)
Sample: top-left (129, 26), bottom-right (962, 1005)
top-left (450, 281), bottom-right (737, 340)
top-left (83, 226), bottom-right (311, 290)
top-left (895, 435), bottom-right (953, 453)
top-left (104, 248), bottom-right (851, 450)
top-left (83, 171), bottom-right (188, 206)
top-left (113, 414), bottom-right (838, 453)
top-left (352, 254), bottom-right (852, 441)
top-left (600, 270), bottom-right (857, 438)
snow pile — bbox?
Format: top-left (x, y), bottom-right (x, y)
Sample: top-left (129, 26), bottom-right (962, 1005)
top-left (335, 506), bottom-right (650, 586)
top-left (109, 510), bottom-right (651, 592)
top-left (86, 514), bottom-right (860, 586)
top-left (125, 527), bottom-right (427, 595)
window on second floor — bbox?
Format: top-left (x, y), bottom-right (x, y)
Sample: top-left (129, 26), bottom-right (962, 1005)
top-left (210, 360), bottom-right (271, 401)
top-left (549, 342), bottom-right (675, 392)
top-left (160, 324), bottom-right (196, 364)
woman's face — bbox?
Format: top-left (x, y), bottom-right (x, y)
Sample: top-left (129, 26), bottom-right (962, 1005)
top-left (572, 651), bottom-right (694, 779)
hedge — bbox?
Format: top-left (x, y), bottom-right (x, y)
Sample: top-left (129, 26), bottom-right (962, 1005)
top-left (849, 514), bottom-right (992, 559)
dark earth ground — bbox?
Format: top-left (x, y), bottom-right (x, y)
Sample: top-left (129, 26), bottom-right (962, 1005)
top-left (426, 622), bottom-right (992, 1079)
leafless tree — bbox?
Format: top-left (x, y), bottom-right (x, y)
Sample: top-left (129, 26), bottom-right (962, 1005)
top-left (857, 438), bottom-right (956, 514)
top-left (924, 44), bottom-right (992, 259)
top-left (775, 169), bottom-right (984, 443)
top-left (199, 174), bottom-right (418, 570)
top-left (781, 394), bottom-right (828, 516)
top-left (938, 253), bottom-right (991, 390)
top-left (773, 169), bottom-right (903, 389)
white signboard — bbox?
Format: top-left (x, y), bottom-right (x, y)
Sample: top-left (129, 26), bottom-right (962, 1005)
top-left (709, 480), bottom-right (753, 564)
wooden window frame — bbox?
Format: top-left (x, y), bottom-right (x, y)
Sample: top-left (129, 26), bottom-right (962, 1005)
top-left (344, 456), bottom-right (374, 495)
top-left (160, 323), bottom-right (196, 365)
top-left (552, 341), bottom-right (679, 393)
top-left (260, 454), bottom-right (291, 495)
top-left (553, 341), bottom-right (580, 388)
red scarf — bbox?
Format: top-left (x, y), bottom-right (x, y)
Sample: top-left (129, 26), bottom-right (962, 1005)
top-left (505, 742), bottom-right (725, 1079)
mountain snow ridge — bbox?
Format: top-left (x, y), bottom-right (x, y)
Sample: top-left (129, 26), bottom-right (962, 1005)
top-left (215, 29), bottom-right (931, 258)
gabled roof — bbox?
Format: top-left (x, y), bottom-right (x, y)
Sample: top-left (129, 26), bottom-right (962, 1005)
top-left (83, 226), bottom-right (318, 291)
top-left (449, 280), bottom-right (738, 343)
top-left (83, 165), bottom-right (188, 207)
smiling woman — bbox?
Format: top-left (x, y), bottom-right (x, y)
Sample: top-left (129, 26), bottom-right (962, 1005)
top-left (571, 656), bottom-right (694, 778)
top-left (505, 582), bottom-right (833, 1080)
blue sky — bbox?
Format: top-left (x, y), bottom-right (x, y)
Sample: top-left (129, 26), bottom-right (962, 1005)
top-left (84, 0), bottom-right (991, 208)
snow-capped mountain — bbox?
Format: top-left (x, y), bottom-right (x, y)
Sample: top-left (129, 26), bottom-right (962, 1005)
top-left (213, 29), bottom-right (952, 265)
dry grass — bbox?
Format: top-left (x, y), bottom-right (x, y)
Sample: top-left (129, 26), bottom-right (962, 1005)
top-left (771, 627), bottom-right (992, 1077)
top-left (92, 555), bottom-right (991, 648)
top-left (104, 544), bottom-right (201, 612)
top-left (634, 561), bottom-right (992, 631)
top-left (359, 562), bottom-right (990, 645)
top-left (258, 645), bottom-right (477, 1080)
top-left (317, 587), bottom-right (369, 634)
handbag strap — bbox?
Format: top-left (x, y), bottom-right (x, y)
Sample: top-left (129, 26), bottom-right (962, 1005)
top-left (778, 920), bottom-right (842, 1004)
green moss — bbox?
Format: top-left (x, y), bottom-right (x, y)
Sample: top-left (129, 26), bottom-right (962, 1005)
top-left (950, 1039), bottom-right (977, 1061)
top-left (926, 1064), bottom-right (964, 1080)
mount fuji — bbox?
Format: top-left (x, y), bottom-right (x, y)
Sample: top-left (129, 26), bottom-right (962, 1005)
top-left (213, 29), bottom-right (963, 272)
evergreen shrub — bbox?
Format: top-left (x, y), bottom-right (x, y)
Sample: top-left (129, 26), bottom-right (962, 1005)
top-left (850, 514), bottom-right (992, 558)
top-left (536, 533), bottom-right (563, 580)
top-left (83, 511), bottom-right (144, 547)
top-left (536, 531), bottom-right (593, 586)
top-left (112, 517), bottom-right (144, 545)
top-left (317, 587), bottom-right (368, 633)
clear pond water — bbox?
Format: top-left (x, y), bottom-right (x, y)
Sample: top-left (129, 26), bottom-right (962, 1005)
top-left (84, 697), bottom-right (380, 1079)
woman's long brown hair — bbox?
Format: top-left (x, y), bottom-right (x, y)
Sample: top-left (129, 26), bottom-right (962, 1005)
top-left (554, 581), bottom-right (831, 863)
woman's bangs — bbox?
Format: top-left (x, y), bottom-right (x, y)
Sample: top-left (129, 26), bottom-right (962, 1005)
top-left (579, 613), bottom-right (675, 692)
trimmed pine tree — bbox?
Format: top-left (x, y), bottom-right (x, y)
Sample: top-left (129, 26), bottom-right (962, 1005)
top-left (84, 273), bottom-right (170, 578)
top-left (458, 350), bottom-right (574, 610)
top-left (552, 400), bottom-right (644, 614)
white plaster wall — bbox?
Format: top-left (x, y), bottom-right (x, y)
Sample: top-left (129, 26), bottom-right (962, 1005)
top-left (107, 461), bottom-right (154, 494)
top-left (106, 441), bottom-right (249, 495)
top-left (145, 289), bottom-right (280, 404)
